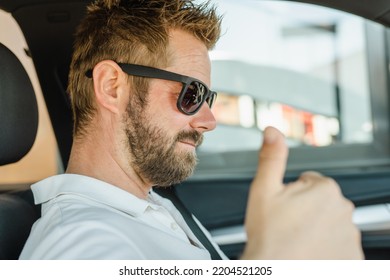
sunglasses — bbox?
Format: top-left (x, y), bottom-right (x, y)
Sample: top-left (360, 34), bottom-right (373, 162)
top-left (86, 63), bottom-right (217, 115)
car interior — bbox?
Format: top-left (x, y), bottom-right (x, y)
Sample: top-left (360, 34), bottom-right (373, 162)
top-left (0, 0), bottom-right (390, 260)
top-left (0, 42), bottom-right (41, 259)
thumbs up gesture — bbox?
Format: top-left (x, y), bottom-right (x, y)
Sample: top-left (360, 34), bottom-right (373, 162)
top-left (241, 127), bottom-right (364, 259)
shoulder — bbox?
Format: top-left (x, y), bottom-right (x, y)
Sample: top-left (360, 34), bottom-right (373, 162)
top-left (20, 198), bottom-right (147, 259)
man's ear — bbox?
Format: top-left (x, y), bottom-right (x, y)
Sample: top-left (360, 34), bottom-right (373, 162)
top-left (92, 60), bottom-right (126, 114)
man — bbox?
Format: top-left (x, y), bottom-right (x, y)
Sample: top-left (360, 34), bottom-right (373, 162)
top-left (20, 0), bottom-right (363, 259)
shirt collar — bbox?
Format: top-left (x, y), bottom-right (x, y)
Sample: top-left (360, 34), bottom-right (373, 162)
top-left (31, 174), bottom-right (150, 217)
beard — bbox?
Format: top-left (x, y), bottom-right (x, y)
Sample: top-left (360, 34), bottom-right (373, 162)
top-left (123, 99), bottom-right (203, 187)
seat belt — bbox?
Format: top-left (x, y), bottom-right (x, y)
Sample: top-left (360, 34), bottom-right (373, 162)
top-left (155, 186), bottom-right (222, 260)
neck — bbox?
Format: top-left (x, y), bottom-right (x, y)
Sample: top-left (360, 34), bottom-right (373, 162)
top-left (66, 130), bottom-right (151, 199)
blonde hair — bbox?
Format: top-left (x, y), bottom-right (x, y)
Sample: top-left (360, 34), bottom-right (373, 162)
top-left (68, 0), bottom-right (222, 136)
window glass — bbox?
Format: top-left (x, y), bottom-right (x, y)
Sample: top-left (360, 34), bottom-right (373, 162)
top-left (0, 11), bottom-right (60, 187)
top-left (198, 0), bottom-right (372, 154)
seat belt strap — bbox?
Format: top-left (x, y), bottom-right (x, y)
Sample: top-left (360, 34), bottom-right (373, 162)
top-left (155, 187), bottom-right (222, 260)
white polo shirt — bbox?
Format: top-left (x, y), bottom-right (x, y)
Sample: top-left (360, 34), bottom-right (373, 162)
top-left (19, 174), bottom-right (227, 260)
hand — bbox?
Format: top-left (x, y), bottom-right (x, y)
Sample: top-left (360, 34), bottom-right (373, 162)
top-left (241, 126), bottom-right (363, 259)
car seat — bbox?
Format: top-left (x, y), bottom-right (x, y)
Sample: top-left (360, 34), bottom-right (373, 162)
top-left (0, 42), bottom-right (41, 259)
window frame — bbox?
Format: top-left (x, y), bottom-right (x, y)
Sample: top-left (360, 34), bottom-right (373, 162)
top-left (193, 14), bottom-right (390, 180)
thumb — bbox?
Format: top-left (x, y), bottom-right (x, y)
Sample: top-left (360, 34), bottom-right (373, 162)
top-left (251, 126), bottom-right (288, 197)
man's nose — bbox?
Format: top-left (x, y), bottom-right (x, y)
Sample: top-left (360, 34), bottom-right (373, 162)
top-left (189, 103), bottom-right (217, 133)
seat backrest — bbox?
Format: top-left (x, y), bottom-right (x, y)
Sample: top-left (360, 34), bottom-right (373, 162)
top-left (0, 42), bottom-right (40, 259)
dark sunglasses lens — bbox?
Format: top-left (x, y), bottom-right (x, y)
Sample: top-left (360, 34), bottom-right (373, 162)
top-left (180, 81), bottom-right (206, 113)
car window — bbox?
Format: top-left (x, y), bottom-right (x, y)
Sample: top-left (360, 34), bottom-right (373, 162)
top-left (194, 0), bottom-right (390, 177)
top-left (0, 10), bottom-right (60, 187)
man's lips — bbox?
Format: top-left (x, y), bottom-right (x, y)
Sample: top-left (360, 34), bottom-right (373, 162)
top-left (178, 140), bottom-right (197, 148)
top-left (176, 131), bottom-right (203, 148)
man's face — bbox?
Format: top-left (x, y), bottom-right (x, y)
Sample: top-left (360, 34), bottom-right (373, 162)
top-left (123, 29), bottom-right (216, 187)
top-left (124, 101), bottom-right (203, 186)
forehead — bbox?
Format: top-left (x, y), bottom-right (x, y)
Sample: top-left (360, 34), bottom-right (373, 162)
top-left (165, 29), bottom-right (211, 85)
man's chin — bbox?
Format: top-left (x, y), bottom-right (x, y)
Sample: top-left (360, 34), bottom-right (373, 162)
top-left (176, 148), bottom-right (198, 167)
